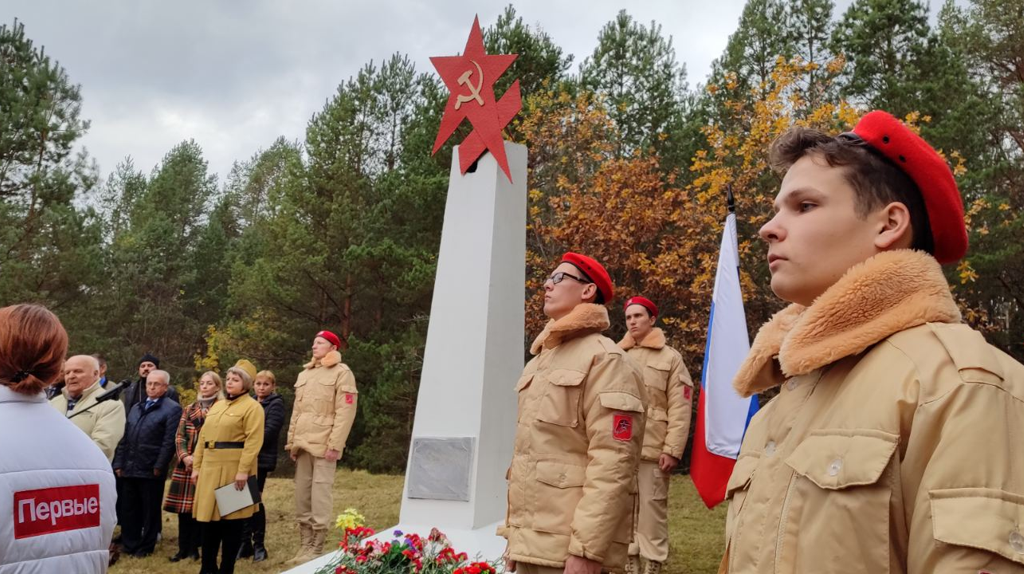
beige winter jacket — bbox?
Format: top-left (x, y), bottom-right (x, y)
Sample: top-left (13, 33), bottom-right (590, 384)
top-left (722, 250), bottom-right (1024, 573)
top-left (502, 303), bottom-right (648, 572)
top-left (285, 350), bottom-right (358, 459)
top-left (619, 328), bottom-right (693, 461)
top-left (50, 381), bottom-right (126, 462)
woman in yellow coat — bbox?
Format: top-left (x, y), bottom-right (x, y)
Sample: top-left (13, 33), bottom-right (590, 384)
top-left (191, 360), bottom-right (264, 574)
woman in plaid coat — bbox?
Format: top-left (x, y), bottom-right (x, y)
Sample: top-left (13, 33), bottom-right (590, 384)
top-left (163, 371), bottom-right (223, 562)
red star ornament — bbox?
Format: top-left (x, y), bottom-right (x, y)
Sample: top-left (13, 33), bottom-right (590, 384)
top-left (431, 16), bottom-right (521, 182)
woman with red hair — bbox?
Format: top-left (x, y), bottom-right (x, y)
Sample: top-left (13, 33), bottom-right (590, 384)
top-left (0, 304), bottom-right (117, 573)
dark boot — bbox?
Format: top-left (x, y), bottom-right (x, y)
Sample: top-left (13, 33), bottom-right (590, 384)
top-left (252, 543), bottom-right (268, 562)
top-left (170, 513), bottom-right (192, 562)
top-left (236, 539), bottom-right (254, 560)
top-left (236, 517), bottom-right (254, 559)
top-left (251, 505), bottom-right (267, 562)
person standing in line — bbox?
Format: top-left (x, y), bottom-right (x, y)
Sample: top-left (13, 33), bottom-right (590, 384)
top-left (618, 296), bottom-right (693, 574)
top-left (285, 330), bottom-right (358, 566)
top-left (51, 354), bottom-right (127, 462)
top-left (92, 353), bottom-right (110, 388)
top-left (501, 253), bottom-right (648, 574)
top-left (191, 360), bottom-right (264, 574)
top-left (0, 304), bottom-right (117, 573)
top-left (721, 112), bottom-right (1024, 573)
top-left (112, 369), bottom-right (181, 558)
top-left (164, 371), bottom-right (223, 563)
top-left (237, 370), bottom-right (286, 562)
top-left (121, 353), bottom-right (179, 410)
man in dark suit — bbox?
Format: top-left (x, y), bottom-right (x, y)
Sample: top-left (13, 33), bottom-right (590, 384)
top-left (112, 369), bottom-right (182, 557)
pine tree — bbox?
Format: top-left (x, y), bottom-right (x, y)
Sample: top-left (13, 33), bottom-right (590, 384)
top-left (715, 0), bottom-right (793, 99)
top-left (0, 19), bottom-right (105, 351)
top-left (104, 141), bottom-right (217, 372)
top-left (580, 10), bottom-right (690, 160)
top-left (484, 5), bottom-right (574, 100)
top-left (787, 0), bottom-right (837, 109)
top-left (831, 0), bottom-right (932, 116)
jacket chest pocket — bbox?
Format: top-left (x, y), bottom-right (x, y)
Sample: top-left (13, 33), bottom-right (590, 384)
top-left (644, 360), bottom-right (671, 407)
top-left (313, 380), bottom-right (336, 407)
top-left (777, 429), bottom-right (898, 574)
top-left (536, 369), bottom-right (585, 427)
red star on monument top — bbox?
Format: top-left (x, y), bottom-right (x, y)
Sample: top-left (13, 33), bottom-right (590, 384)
top-left (431, 16), bottom-right (521, 182)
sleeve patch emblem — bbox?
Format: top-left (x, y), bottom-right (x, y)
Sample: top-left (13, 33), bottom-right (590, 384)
top-left (612, 414), bottom-right (633, 441)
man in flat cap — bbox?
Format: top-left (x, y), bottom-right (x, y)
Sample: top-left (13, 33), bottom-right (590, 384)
top-left (501, 252), bottom-right (647, 574)
top-left (721, 111), bottom-right (1024, 573)
top-left (285, 330), bottom-right (358, 565)
top-left (618, 296), bottom-right (692, 574)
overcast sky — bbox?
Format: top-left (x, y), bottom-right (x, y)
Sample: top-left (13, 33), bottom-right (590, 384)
top-left (7, 0), bottom-right (949, 184)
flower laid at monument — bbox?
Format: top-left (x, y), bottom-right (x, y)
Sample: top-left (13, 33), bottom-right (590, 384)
top-left (314, 511), bottom-right (499, 574)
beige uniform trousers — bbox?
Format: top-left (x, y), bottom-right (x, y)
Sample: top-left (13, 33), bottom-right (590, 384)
top-left (294, 450), bottom-right (336, 530)
top-left (628, 460), bottom-right (670, 562)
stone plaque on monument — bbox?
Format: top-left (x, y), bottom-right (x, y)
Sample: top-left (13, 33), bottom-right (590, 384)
top-left (406, 437), bottom-right (474, 501)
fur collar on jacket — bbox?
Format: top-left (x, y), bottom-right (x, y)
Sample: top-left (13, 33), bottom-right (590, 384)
top-left (734, 250), bottom-right (962, 397)
top-left (618, 327), bottom-right (666, 351)
top-left (305, 350), bottom-right (342, 370)
top-left (531, 303), bottom-right (610, 355)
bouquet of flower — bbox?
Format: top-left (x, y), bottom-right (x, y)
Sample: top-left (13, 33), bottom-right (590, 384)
top-left (315, 510), bottom-right (500, 574)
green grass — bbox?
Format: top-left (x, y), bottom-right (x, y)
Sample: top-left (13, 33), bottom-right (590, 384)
top-left (111, 470), bottom-right (725, 573)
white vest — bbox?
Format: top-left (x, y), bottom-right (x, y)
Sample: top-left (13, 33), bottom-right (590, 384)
top-left (0, 385), bottom-right (116, 573)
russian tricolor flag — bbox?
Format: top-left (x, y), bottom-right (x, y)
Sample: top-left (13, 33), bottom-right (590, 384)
top-left (690, 204), bottom-right (759, 508)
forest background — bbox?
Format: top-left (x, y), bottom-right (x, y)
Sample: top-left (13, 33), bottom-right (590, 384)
top-left (2, 0), bottom-right (1021, 472)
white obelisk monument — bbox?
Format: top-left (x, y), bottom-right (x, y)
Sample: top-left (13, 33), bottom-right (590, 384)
top-left (394, 140), bottom-right (525, 550)
top-left (286, 143), bottom-right (526, 573)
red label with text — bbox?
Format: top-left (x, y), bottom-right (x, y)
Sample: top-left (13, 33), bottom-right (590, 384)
top-left (345, 394), bottom-right (354, 405)
top-left (684, 386), bottom-right (692, 400)
top-left (613, 414), bottom-right (633, 441)
top-left (14, 484), bottom-right (100, 539)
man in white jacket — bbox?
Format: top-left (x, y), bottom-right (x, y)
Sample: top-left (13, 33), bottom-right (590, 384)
top-left (0, 304), bottom-right (117, 574)
top-left (51, 355), bottom-right (126, 462)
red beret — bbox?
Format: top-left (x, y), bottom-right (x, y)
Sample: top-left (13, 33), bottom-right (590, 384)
top-left (315, 330), bottom-right (341, 348)
top-left (561, 252), bottom-right (614, 304)
top-left (624, 296), bottom-right (658, 317)
top-left (851, 111), bottom-right (967, 264)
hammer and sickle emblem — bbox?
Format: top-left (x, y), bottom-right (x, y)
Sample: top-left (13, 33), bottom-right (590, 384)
top-left (455, 60), bottom-right (485, 110)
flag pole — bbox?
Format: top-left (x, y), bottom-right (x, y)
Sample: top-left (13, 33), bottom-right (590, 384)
top-left (726, 184), bottom-right (735, 215)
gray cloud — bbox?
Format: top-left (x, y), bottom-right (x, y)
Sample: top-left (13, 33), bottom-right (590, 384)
top-left (8, 0), bottom-right (877, 183)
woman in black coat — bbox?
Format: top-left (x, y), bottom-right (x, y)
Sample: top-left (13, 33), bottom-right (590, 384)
top-left (237, 370), bottom-right (286, 562)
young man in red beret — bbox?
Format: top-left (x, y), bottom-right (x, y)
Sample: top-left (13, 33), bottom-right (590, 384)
top-left (618, 297), bottom-right (693, 574)
top-left (501, 253), bottom-right (648, 574)
top-left (722, 111), bottom-right (1024, 573)
top-left (284, 330), bottom-right (358, 565)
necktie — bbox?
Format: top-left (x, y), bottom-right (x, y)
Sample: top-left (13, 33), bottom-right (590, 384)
top-left (145, 399), bottom-right (156, 410)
